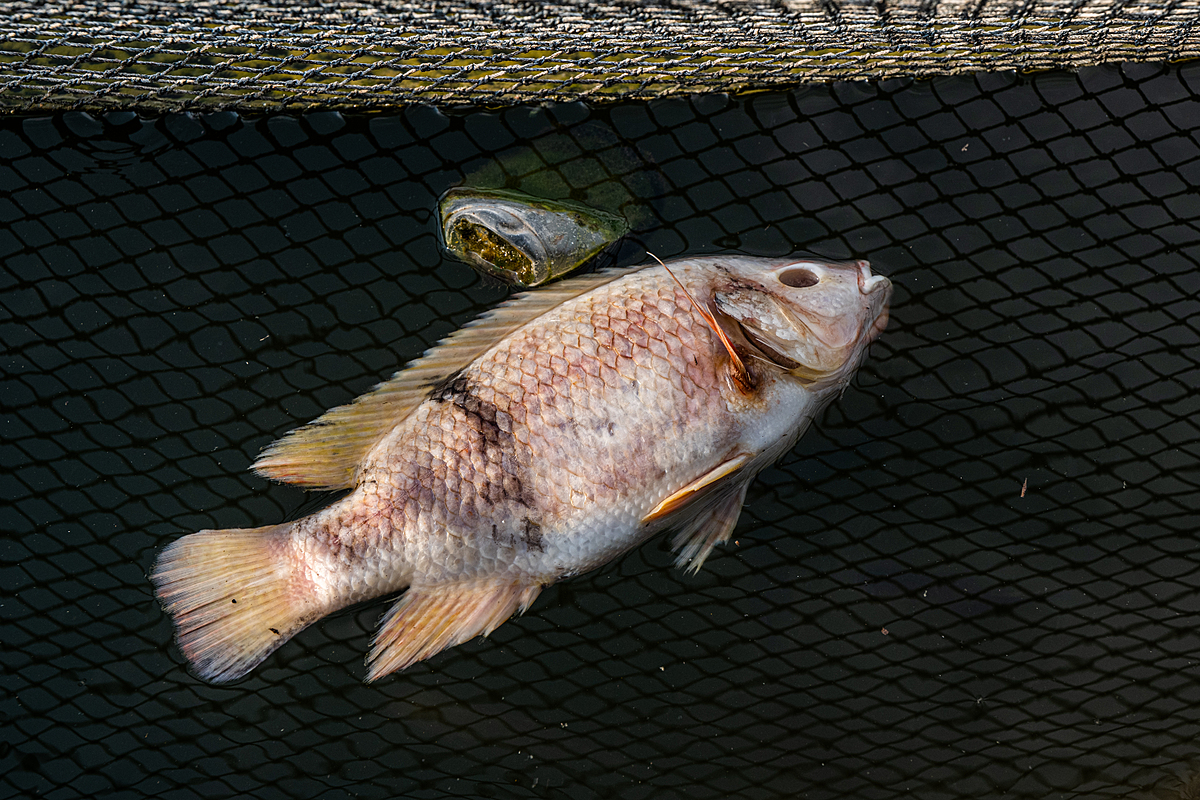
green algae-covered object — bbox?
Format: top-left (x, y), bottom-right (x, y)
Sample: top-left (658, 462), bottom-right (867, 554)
top-left (439, 187), bottom-right (628, 287)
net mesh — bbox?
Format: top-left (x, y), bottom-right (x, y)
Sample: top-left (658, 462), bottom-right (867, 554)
top-left (1, 0), bottom-right (1199, 112)
top-left (4, 59), bottom-right (1200, 800)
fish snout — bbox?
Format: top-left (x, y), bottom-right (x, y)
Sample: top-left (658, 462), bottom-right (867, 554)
top-left (856, 260), bottom-right (890, 295)
top-left (853, 260), bottom-right (891, 343)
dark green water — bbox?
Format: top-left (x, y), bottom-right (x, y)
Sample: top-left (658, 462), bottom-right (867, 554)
top-left (3, 62), bottom-right (1200, 799)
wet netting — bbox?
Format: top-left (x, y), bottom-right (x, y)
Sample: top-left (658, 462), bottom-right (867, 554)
top-left (4, 61), bottom-right (1200, 799)
top-left (1, 0), bottom-right (1200, 112)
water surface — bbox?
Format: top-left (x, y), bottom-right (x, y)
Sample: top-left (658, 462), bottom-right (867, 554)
top-left (3, 63), bottom-right (1200, 799)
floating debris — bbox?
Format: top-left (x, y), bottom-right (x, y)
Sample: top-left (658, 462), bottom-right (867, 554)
top-left (439, 187), bottom-right (627, 287)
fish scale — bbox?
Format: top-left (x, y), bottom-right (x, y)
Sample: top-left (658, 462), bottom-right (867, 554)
top-left (354, 274), bottom-right (727, 582)
top-left (152, 255), bottom-right (891, 683)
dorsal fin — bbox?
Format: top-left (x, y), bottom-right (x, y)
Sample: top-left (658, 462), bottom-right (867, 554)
top-left (252, 266), bottom-right (642, 490)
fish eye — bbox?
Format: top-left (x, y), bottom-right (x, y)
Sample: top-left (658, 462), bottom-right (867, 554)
top-left (778, 267), bottom-right (819, 288)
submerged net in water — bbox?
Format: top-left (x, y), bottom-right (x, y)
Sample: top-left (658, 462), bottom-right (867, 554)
top-left (1, 0), bottom-right (1200, 112)
top-left (3, 60), bottom-right (1200, 798)
top-left (4, 0), bottom-right (1200, 798)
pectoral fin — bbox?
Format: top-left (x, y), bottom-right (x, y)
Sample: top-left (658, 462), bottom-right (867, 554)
top-left (366, 580), bottom-right (542, 682)
top-left (641, 453), bottom-right (752, 523)
top-left (671, 481), bottom-right (750, 574)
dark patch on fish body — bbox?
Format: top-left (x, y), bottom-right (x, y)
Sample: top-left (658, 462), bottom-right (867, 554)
top-left (487, 517), bottom-right (545, 554)
top-left (428, 367), bottom-right (467, 397)
top-left (437, 379), bottom-right (512, 474)
top-left (522, 518), bottom-right (544, 552)
top-left (433, 374), bottom-right (535, 509)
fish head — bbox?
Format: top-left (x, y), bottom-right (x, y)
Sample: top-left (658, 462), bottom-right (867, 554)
top-left (713, 257), bottom-right (892, 389)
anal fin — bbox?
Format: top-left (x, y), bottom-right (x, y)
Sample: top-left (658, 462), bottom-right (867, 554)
top-left (671, 481), bottom-right (750, 574)
top-left (367, 580), bottom-right (542, 681)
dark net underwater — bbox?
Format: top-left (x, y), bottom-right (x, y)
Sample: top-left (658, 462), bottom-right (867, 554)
top-left (3, 61), bottom-right (1200, 800)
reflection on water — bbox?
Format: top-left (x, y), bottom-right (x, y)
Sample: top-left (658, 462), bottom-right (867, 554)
top-left (3, 62), bottom-right (1200, 799)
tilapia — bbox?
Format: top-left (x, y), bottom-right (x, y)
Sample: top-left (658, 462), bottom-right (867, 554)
top-left (152, 255), bottom-right (892, 683)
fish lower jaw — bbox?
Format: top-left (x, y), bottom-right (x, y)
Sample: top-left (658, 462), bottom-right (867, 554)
top-left (868, 305), bottom-right (890, 342)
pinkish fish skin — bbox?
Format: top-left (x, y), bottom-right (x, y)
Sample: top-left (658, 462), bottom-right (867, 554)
top-left (152, 255), bottom-right (891, 683)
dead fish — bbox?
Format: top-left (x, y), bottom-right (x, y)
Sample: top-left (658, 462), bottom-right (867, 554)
top-left (152, 255), bottom-right (892, 683)
top-left (440, 187), bottom-right (627, 287)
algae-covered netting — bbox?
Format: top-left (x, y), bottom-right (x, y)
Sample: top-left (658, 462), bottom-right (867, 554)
top-left (1, 0), bottom-right (1199, 112)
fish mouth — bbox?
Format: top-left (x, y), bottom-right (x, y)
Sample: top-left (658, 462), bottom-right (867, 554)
top-left (868, 306), bottom-right (890, 343)
top-left (856, 260), bottom-right (890, 295)
top-left (855, 260), bottom-right (892, 343)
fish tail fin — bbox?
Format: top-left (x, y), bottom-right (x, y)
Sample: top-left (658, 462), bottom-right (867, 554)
top-left (152, 523), bottom-right (321, 683)
top-left (366, 581), bottom-right (542, 682)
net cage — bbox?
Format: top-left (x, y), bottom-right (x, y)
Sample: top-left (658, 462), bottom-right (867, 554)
top-left (0, 0), bottom-right (1199, 112)
top-left (4, 1), bottom-right (1200, 800)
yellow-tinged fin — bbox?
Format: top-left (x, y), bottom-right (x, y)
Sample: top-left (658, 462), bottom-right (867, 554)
top-left (366, 580), bottom-right (542, 681)
top-left (253, 265), bottom-right (644, 490)
top-left (641, 453), bottom-right (752, 522)
top-left (671, 482), bottom-right (750, 574)
top-left (151, 524), bottom-right (320, 684)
